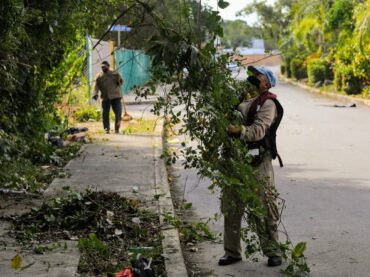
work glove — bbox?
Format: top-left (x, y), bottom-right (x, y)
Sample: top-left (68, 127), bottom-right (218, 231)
top-left (227, 124), bottom-right (241, 137)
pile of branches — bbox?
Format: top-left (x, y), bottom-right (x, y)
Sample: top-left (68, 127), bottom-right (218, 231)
top-left (6, 190), bottom-right (164, 276)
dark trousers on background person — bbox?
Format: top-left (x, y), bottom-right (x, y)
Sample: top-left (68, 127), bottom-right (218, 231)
top-left (102, 98), bottom-right (122, 133)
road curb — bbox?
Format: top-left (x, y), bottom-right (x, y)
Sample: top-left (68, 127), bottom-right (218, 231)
top-left (153, 119), bottom-right (188, 277)
top-left (279, 75), bottom-right (370, 107)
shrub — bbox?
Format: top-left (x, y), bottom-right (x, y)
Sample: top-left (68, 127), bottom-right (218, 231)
top-left (307, 58), bottom-right (327, 85)
top-left (290, 58), bottom-right (307, 80)
top-left (280, 64), bottom-right (286, 75)
top-left (74, 106), bottom-right (101, 122)
top-left (343, 74), bottom-right (363, 95)
top-left (326, 0), bottom-right (355, 31)
top-left (283, 56), bottom-right (292, 78)
top-left (334, 69), bottom-right (343, 91)
top-left (362, 85), bottom-right (370, 98)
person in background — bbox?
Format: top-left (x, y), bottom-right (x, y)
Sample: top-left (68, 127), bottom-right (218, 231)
top-left (93, 61), bottom-right (123, 134)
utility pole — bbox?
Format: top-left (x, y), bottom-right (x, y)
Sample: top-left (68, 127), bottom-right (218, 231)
top-left (86, 34), bottom-right (93, 104)
top-left (109, 39), bottom-right (115, 69)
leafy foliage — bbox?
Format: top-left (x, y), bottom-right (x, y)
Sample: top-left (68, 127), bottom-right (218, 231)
top-left (307, 58), bottom-right (328, 85)
top-left (221, 20), bottom-right (261, 48)
top-left (290, 57), bottom-right (308, 80)
top-left (281, 242), bottom-right (310, 276)
top-left (238, 0), bottom-right (294, 50)
top-left (74, 106), bottom-right (102, 122)
top-left (0, 0), bottom-right (228, 192)
top-left (279, 0), bottom-right (369, 95)
top-left (0, 0), bottom-right (131, 190)
top-left (0, 142), bottom-right (81, 192)
top-left (163, 214), bottom-right (214, 243)
top-left (326, 0), bottom-right (355, 31)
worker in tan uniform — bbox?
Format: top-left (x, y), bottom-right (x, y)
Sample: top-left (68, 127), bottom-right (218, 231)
top-left (93, 61), bottom-right (124, 134)
top-left (219, 66), bottom-right (284, 267)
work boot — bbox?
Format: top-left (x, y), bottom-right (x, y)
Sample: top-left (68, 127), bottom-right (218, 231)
top-left (218, 255), bottom-right (242, 266)
top-left (267, 256), bottom-right (282, 267)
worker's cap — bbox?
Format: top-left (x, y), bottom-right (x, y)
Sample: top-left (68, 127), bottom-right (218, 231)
top-left (248, 66), bottom-right (276, 87)
top-left (101, 61), bottom-right (110, 67)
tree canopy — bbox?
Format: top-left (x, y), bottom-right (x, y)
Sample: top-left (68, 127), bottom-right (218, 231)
top-left (238, 0), bottom-right (294, 50)
top-left (0, 0), bottom-right (216, 160)
top-left (280, 0), bottom-right (369, 94)
top-left (221, 19), bottom-right (261, 48)
top-left (239, 0), bottom-right (369, 95)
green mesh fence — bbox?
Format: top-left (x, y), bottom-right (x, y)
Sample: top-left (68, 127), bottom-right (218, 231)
top-left (114, 49), bottom-right (151, 95)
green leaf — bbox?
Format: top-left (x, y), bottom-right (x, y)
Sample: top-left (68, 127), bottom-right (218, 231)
top-left (292, 242), bottom-right (306, 258)
top-left (218, 0), bottom-right (230, 9)
top-left (153, 193), bottom-right (165, 200)
top-left (183, 202), bottom-right (193, 209)
top-left (215, 26), bottom-right (224, 37)
top-left (34, 246), bottom-right (45, 254)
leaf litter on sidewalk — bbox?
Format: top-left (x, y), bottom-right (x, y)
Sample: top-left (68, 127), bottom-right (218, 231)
top-left (5, 189), bottom-right (165, 276)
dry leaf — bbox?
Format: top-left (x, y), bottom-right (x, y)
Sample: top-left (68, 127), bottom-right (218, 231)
top-left (11, 254), bottom-right (22, 269)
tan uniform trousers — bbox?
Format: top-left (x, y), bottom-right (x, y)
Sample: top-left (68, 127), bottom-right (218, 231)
top-left (221, 153), bottom-right (280, 258)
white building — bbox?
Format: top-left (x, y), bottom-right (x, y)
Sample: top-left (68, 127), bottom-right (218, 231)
top-left (237, 38), bottom-right (265, 55)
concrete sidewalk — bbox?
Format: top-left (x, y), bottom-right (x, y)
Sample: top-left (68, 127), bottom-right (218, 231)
top-left (0, 120), bottom-right (186, 276)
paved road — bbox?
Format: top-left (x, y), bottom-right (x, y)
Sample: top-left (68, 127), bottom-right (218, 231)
top-left (169, 67), bottom-right (370, 276)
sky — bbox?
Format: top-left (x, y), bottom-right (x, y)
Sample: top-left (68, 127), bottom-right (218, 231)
top-left (205, 0), bottom-right (276, 25)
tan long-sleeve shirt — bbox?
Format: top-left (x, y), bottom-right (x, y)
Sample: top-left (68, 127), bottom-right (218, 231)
top-left (93, 70), bottom-right (123, 100)
top-left (238, 98), bottom-right (277, 142)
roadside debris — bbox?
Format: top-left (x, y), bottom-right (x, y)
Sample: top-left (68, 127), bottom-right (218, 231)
top-left (109, 254), bottom-right (155, 277)
top-left (66, 127), bottom-right (89, 134)
top-left (5, 190), bottom-right (165, 276)
top-left (333, 103), bottom-right (357, 108)
top-left (321, 103), bottom-right (357, 108)
top-left (46, 127), bottom-right (90, 147)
